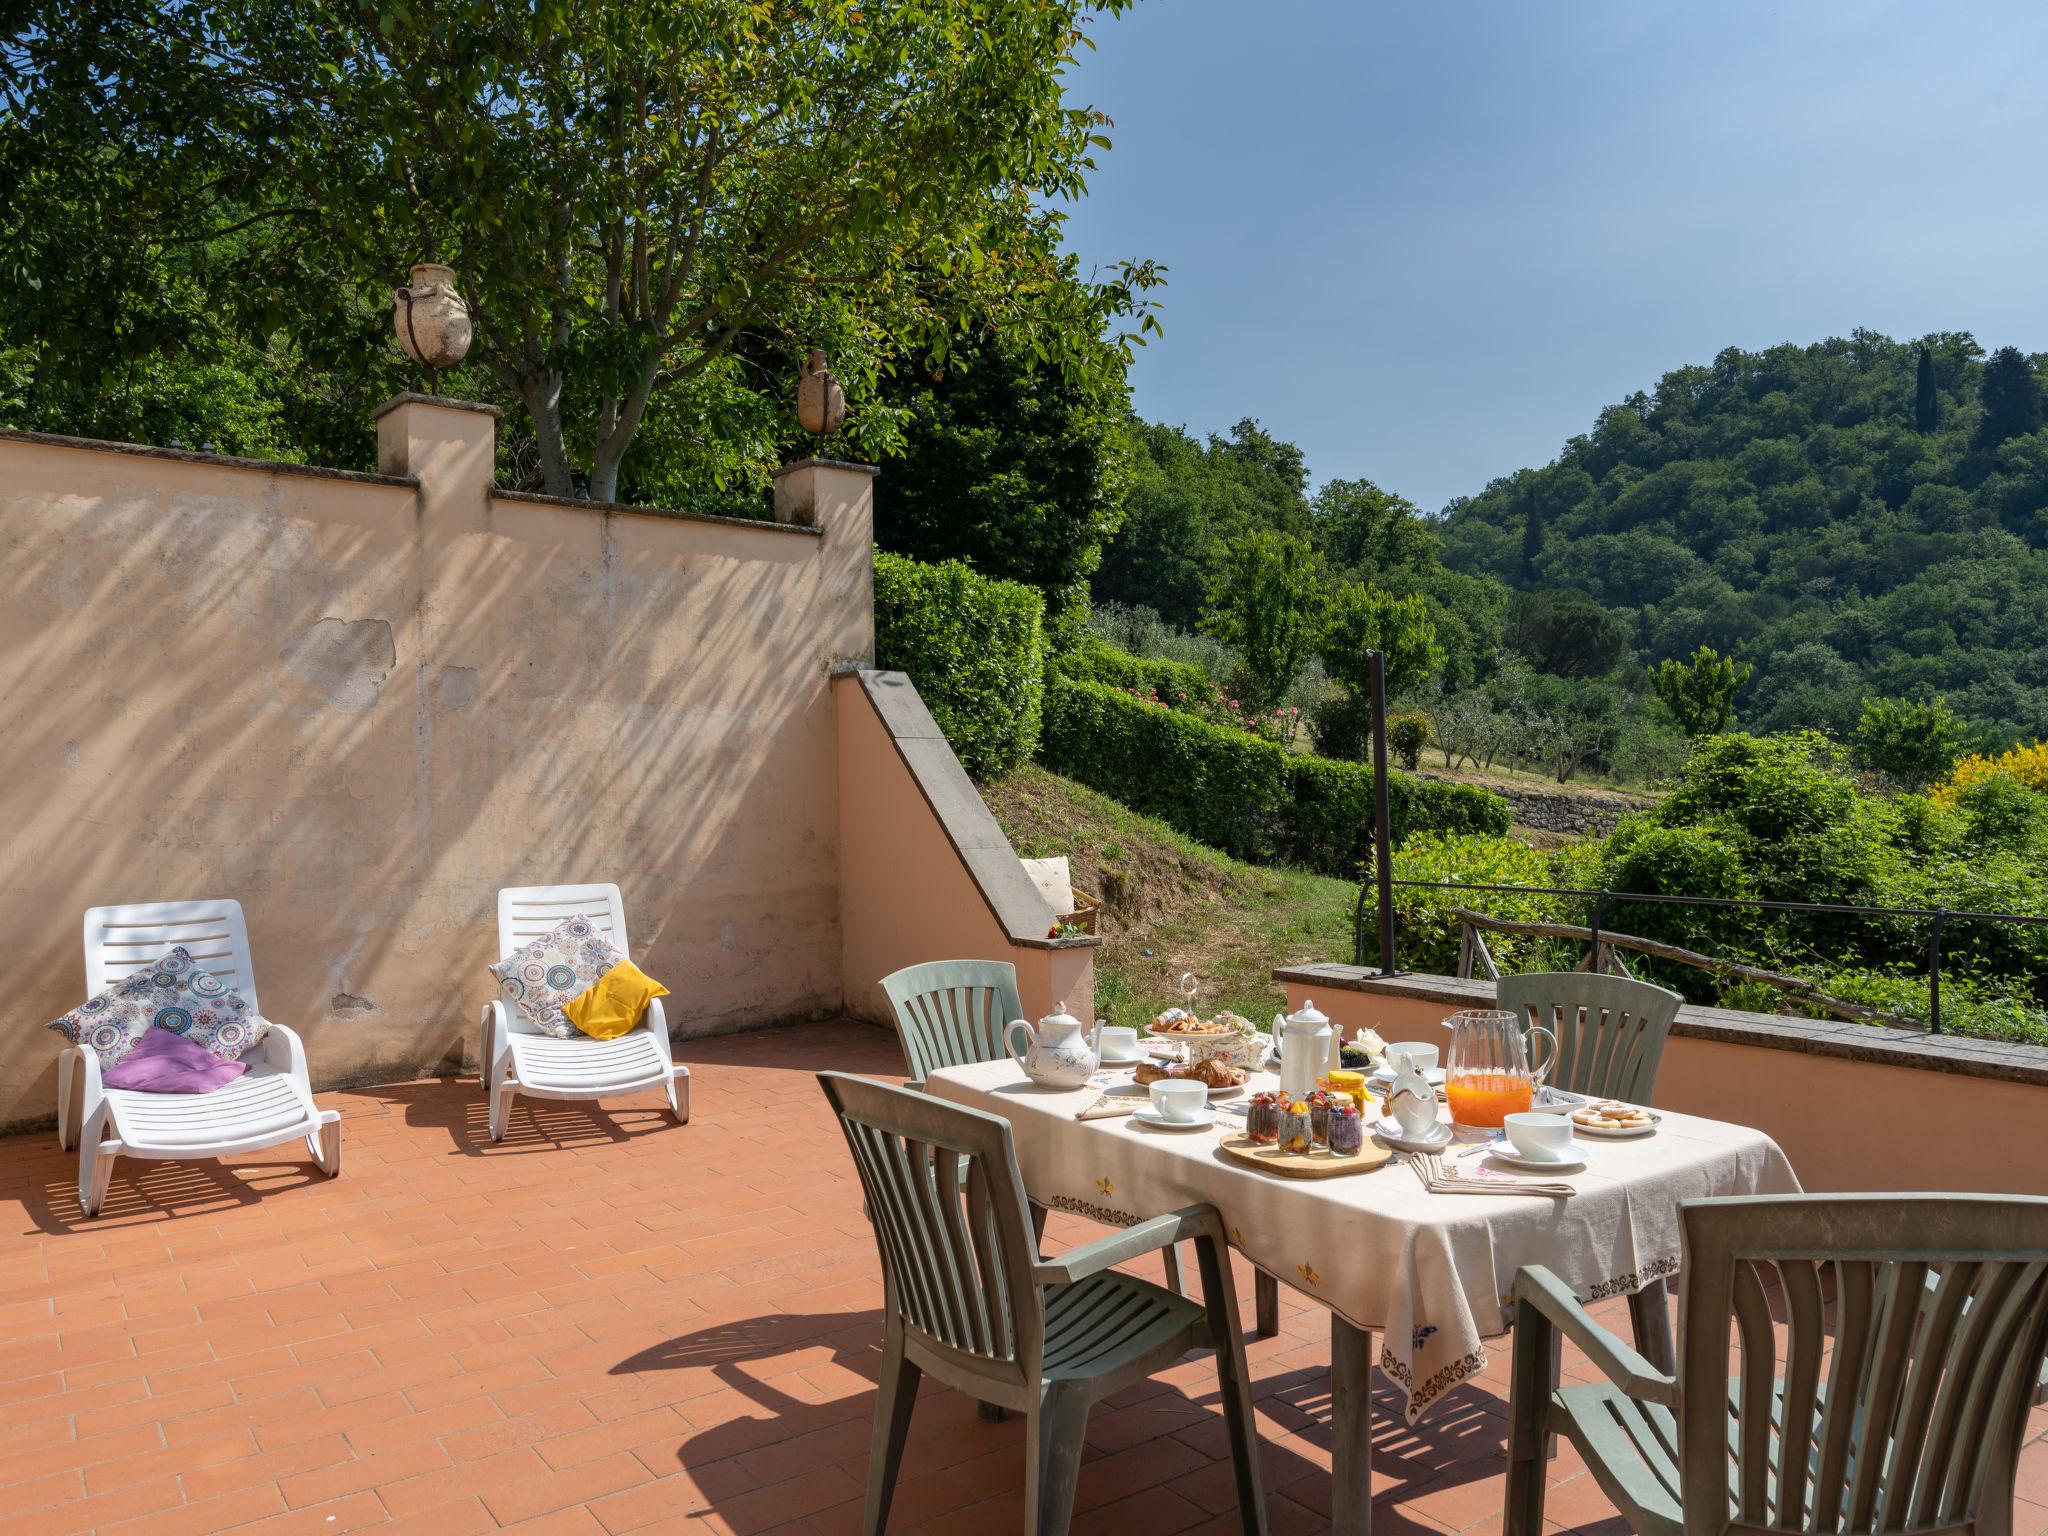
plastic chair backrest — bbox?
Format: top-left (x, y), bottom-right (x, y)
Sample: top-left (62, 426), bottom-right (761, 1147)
top-left (818, 1071), bottom-right (1040, 1389)
top-left (83, 899), bottom-right (260, 1015)
top-left (1496, 970), bottom-right (1682, 1102)
top-left (1677, 1193), bottom-right (2048, 1536)
top-left (497, 884), bottom-right (631, 962)
top-left (879, 960), bottom-right (1025, 1083)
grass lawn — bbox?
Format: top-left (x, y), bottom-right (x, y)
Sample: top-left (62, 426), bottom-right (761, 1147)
top-left (985, 763), bottom-right (1359, 1028)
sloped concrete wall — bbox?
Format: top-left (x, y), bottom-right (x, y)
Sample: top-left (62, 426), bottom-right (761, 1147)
top-left (0, 408), bottom-right (875, 1130)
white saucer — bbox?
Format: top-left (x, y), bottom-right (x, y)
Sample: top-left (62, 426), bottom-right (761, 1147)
top-left (1130, 1106), bottom-right (1217, 1132)
top-left (1373, 1116), bottom-right (1453, 1154)
top-left (1098, 1049), bottom-right (1151, 1067)
top-left (1488, 1145), bottom-right (1586, 1173)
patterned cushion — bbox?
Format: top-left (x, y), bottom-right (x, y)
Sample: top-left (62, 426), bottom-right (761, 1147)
top-left (47, 946), bottom-right (269, 1068)
top-left (489, 914), bottom-right (624, 1039)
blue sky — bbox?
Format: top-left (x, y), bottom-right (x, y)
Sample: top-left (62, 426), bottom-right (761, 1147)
top-left (1057, 1), bottom-right (2048, 512)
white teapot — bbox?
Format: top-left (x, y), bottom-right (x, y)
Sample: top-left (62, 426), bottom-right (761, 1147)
top-left (1006, 1001), bottom-right (1102, 1089)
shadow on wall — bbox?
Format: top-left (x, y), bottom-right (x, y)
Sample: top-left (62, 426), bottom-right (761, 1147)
top-left (0, 413), bottom-right (875, 1131)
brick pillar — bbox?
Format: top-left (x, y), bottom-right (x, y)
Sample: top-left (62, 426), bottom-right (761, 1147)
top-left (775, 455), bottom-right (878, 667)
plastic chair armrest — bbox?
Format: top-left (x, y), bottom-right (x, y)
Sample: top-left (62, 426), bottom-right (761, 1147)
top-left (1033, 1203), bottom-right (1224, 1287)
top-left (1515, 1264), bottom-right (1677, 1406)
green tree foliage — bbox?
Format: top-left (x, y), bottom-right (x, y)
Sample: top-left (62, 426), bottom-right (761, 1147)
top-left (876, 327), bottom-right (1130, 647)
top-left (2, 0), bottom-right (1157, 502)
top-left (1387, 712), bottom-right (1430, 772)
top-left (1649, 645), bottom-right (1753, 738)
top-left (1202, 530), bottom-right (1327, 706)
top-left (1852, 696), bottom-right (1967, 788)
top-left (1318, 583), bottom-right (1441, 702)
top-left (1976, 346), bottom-right (2042, 453)
top-left (1438, 330), bottom-right (2048, 744)
top-left (1310, 477), bottom-right (1438, 576)
top-left (1505, 589), bottom-right (1631, 679)
top-left (1094, 417), bottom-right (1313, 619)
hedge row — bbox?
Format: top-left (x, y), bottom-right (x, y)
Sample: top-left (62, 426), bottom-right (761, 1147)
top-left (1040, 671), bottom-right (1287, 859)
top-left (1052, 639), bottom-right (1220, 709)
top-left (1041, 674), bottom-right (1510, 875)
top-left (873, 551), bottom-right (1045, 779)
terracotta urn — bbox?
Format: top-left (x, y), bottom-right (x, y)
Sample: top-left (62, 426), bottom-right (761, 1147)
top-left (392, 263), bottom-right (472, 378)
top-left (796, 348), bottom-right (846, 437)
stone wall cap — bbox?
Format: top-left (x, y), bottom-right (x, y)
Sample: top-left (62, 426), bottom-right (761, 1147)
top-left (1271, 964), bottom-right (2048, 1088)
top-left (372, 392), bottom-right (505, 421)
top-left (490, 486), bottom-right (821, 537)
top-left (841, 669), bottom-right (1098, 951)
top-left (0, 427), bottom-right (419, 489)
top-left (774, 455), bottom-right (878, 478)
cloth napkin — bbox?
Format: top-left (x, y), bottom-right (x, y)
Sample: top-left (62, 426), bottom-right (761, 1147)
top-left (1409, 1150), bottom-right (1575, 1198)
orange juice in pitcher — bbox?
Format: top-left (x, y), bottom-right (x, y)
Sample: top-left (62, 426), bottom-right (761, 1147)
top-left (1444, 1011), bottom-right (1555, 1135)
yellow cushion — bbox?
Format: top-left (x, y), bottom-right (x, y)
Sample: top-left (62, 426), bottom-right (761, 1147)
top-left (562, 960), bottom-right (670, 1042)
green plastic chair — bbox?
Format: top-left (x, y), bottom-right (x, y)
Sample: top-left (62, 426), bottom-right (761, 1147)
top-left (1504, 1193), bottom-right (2048, 1536)
top-left (880, 959), bottom-right (1025, 1088)
top-left (1496, 970), bottom-right (1684, 1104)
top-left (819, 1072), bottom-right (1268, 1536)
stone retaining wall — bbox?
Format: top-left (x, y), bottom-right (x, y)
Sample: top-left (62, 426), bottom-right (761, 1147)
top-left (1415, 779), bottom-right (1656, 837)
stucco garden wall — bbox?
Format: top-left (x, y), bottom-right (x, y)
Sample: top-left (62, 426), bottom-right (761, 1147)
top-left (0, 404), bottom-right (885, 1131)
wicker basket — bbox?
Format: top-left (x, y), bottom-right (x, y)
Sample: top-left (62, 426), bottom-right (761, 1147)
top-left (1064, 886), bottom-right (1102, 935)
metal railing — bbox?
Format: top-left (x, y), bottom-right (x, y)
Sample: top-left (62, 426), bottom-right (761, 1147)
top-left (1351, 878), bottom-right (2048, 1034)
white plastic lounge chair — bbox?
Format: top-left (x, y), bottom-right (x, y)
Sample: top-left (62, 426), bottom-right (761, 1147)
top-left (57, 900), bottom-right (342, 1218)
top-left (480, 883), bottom-right (689, 1141)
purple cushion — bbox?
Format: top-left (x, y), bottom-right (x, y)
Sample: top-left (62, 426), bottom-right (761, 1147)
top-left (102, 1029), bottom-right (249, 1093)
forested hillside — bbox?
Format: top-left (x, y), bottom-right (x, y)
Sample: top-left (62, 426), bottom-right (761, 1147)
top-left (1439, 332), bottom-right (2048, 746)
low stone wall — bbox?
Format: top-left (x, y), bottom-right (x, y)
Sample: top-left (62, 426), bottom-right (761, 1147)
top-left (1416, 780), bottom-right (1655, 837)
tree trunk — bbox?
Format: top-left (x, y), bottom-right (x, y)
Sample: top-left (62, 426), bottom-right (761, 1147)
top-left (587, 360), bottom-right (663, 504)
top-left (523, 374), bottom-right (576, 498)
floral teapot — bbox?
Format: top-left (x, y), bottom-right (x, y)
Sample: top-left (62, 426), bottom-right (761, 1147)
top-left (1006, 1001), bottom-right (1101, 1089)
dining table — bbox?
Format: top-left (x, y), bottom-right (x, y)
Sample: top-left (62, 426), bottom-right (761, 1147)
top-left (926, 1056), bottom-right (1802, 1535)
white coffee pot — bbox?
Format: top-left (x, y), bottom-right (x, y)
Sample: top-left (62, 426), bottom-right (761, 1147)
top-left (1278, 998), bottom-right (1337, 1101)
top-left (1006, 1001), bottom-right (1102, 1089)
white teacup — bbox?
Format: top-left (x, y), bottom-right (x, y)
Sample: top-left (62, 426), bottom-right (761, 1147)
top-left (1149, 1080), bottom-right (1207, 1123)
top-left (1097, 1026), bottom-right (1141, 1061)
top-left (1504, 1112), bottom-right (1574, 1163)
top-left (1385, 1041), bottom-right (1439, 1075)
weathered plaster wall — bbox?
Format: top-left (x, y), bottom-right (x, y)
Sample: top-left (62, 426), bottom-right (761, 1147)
top-left (0, 407), bottom-right (875, 1131)
top-left (836, 671), bottom-right (1095, 1036)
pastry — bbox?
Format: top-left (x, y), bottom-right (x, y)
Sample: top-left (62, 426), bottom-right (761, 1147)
top-left (1570, 1100), bottom-right (1654, 1130)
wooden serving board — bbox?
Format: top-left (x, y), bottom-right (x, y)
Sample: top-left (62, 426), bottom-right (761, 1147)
top-left (1217, 1134), bottom-right (1392, 1179)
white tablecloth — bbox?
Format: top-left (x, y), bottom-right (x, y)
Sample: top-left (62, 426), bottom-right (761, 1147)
top-left (927, 1061), bottom-right (1801, 1419)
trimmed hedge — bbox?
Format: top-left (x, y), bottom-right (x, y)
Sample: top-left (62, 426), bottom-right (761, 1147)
top-left (1284, 756), bottom-right (1513, 875)
top-left (1041, 674), bottom-right (1511, 875)
top-left (1054, 638), bottom-right (1220, 709)
top-left (874, 551), bottom-right (1045, 779)
top-left (1041, 673), bottom-right (1286, 859)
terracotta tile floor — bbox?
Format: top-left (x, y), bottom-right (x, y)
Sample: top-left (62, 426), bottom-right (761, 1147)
top-left (2, 1018), bottom-right (2043, 1536)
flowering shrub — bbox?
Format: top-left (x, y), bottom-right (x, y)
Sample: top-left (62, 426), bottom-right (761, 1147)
top-left (1931, 740), bottom-right (2048, 806)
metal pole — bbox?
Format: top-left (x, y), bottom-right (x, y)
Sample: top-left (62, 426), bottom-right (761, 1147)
top-left (1368, 649), bottom-right (1399, 977)
top-left (1928, 906), bottom-right (1947, 1035)
top-left (1589, 889), bottom-right (1607, 975)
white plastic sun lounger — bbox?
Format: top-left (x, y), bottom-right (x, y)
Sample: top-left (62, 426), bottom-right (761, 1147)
top-left (480, 883), bottom-right (689, 1141)
top-left (57, 900), bottom-right (341, 1217)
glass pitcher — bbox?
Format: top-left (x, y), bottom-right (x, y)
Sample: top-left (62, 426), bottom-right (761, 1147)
top-left (1443, 1009), bottom-right (1557, 1133)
